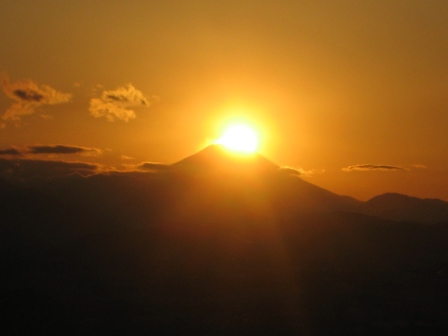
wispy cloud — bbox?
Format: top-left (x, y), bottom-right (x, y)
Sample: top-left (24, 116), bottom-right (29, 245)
top-left (1, 74), bottom-right (72, 124)
top-left (278, 166), bottom-right (325, 177)
top-left (136, 161), bottom-right (170, 172)
top-left (342, 164), bottom-right (406, 172)
top-left (0, 144), bottom-right (102, 157)
top-left (0, 147), bottom-right (22, 156)
top-left (28, 145), bottom-right (101, 156)
top-left (411, 164), bottom-right (428, 169)
top-left (89, 84), bottom-right (155, 122)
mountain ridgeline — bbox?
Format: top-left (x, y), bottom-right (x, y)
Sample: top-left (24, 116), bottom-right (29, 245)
top-left (2, 145), bottom-right (448, 334)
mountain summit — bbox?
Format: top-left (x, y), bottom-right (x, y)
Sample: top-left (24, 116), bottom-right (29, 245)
top-left (171, 144), bottom-right (278, 175)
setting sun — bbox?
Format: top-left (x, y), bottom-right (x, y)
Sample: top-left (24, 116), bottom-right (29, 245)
top-left (215, 124), bottom-right (260, 154)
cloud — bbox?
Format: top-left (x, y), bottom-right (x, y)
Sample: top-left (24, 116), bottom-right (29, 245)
top-left (40, 114), bottom-right (53, 120)
top-left (0, 147), bottom-right (22, 156)
top-left (0, 158), bottom-right (99, 181)
top-left (89, 84), bottom-right (155, 122)
top-left (1, 74), bottom-right (72, 123)
top-left (411, 164), bottom-right (428, 169)
top-left (278, 166), bottom-right (302, 176)
top-left (0, 144), bottom-right (102, 157)
top-left (136, 161), bottom-right (170, 172)
top-left (28, 145), bottom-right (102, 156)
top-left (278, 166), bottom-right (325, 177)
top-left (342, 164), bottom-right (406, 172)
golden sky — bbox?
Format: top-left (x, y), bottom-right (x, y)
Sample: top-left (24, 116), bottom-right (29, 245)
top-left (1, 0), bottom-right (448, 200)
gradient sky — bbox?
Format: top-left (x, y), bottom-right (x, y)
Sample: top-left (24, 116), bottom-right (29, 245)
top-left (1, 0), bottom-right (448, 201)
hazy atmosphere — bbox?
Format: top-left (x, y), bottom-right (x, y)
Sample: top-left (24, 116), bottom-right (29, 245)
top-left (2, 0), bottom-right (448, 201)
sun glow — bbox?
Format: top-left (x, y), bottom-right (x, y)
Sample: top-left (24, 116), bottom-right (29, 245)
top-left (215, 124), bottom-right (260, 154)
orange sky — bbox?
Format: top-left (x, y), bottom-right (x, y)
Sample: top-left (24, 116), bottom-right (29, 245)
top-left (1, 0), bottom-right (448, 201)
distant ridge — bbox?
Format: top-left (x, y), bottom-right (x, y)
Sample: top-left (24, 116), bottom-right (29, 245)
top-left (171, 144), bottom-right (278, 175)
top-left (359, 193), bottom-right (448, 224)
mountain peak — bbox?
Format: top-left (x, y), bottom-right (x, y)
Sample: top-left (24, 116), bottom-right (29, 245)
top-left (171, 144), bottom-right (278, 175)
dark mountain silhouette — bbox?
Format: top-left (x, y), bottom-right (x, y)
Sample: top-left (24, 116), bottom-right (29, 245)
top-left (28, 145), bottom-right (361, 233)
top-left (359, 192), bottom-right (448, 224)
top-left (2, 147), bottom-right (448, 334)
top-left (170, 144), bottom-right (360, 214)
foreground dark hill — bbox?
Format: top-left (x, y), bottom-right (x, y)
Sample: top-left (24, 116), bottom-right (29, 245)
top-left (2, 146), bottom-right (448, 334)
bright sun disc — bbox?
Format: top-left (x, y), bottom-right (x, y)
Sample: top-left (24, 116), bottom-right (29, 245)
top-left (215, 124), bottom-right (259, 154)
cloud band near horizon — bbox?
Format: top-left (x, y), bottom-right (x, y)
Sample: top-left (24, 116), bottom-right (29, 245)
top-left (0, 145), bottom-right (102, 156)
top-left (343, 164), bottom-right (406, 172)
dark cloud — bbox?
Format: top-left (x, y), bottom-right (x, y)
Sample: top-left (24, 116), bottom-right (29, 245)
top-left (1, 74), bottom-right (72, 123)
top-left (0, 158), bottom-right (99, 181)
top-left (13, 89), bottom-right (45, 102)
top-left (137, 161), bottom-right (170, 172)
top-left (0, 144), bottom-right (102, 157)
top-left (0, 147), bottom-right (21, 156)
top-left (28, 145), bottom-right (101, 155)
top-left (89, 84), bottom-right (156, 122)
top-left (343, 164), bottom-right (406, 172)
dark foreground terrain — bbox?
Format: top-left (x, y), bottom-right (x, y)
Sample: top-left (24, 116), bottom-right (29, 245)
top-left (2, 150), bottom-right (448, 335)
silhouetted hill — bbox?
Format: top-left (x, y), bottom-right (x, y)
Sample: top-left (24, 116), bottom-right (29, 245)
top-left (359, 192), bottom-right (448, 224)
top-left (170, 144), bottom-right (360, 215)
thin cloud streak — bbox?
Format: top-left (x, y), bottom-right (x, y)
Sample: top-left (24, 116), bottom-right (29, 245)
top-left (0, 147), bottom-right (22, 156)
top-left (343, 164), bottom-right (406, 172)
top-left (0, 144), bottom-right (102, 156)
top-left (278, 166), bottom-right (325, 177)
top-left (28, 145), bottom-right (102, 155)
top-left (136, 161), bottom-right (170, 172)
top-left (411, 164), bottom-right (428, 169)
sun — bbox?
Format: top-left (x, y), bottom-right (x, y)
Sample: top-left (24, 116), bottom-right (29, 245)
top-left (215, 124), bottom-right (260, 154)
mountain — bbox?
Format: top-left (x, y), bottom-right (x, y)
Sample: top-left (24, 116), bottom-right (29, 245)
top-left (169, 144), bottom-right (360, 214)
top-left (359, 193), bottom-right (448, 224)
